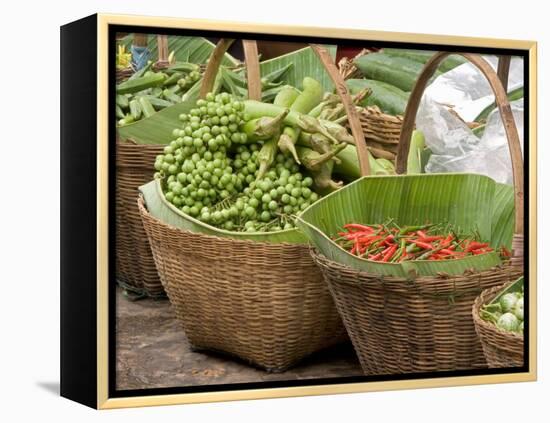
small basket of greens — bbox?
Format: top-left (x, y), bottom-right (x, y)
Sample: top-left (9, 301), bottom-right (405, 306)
top-left (472, 277), bottom-right (524, 368)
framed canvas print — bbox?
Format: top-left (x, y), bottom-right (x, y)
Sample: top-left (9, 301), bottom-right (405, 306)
top-left (60, 13), bottom-right (537, 409)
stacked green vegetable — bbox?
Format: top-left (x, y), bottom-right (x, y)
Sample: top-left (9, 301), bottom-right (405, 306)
top-left (480, 285), bottom-right (524, 334)
top-left (347, 50), bottom-right (467, 116)
top-left (116, 62), bottom-right (202, 126)
top-left (153, 76), bottom-right (360, 233)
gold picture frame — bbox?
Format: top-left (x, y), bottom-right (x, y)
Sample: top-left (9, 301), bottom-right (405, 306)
top-left (61, 13), bottom-right (537, 409)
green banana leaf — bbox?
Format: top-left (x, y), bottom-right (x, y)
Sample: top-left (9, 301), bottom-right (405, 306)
top-left (491, 183), bottom-right (515, 250)
top-left (257, 45), bottom-right (337, 93)
top-left (120, 35), bottom-right (239, 66)
top-left (407, 130), bottom-right (426, 174)
top-left (297, 173), bottom-right (506, 277)
top-left (139, 179), bottom-right (307, 244)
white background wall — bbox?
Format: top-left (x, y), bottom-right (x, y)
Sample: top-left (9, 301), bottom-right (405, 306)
top-left (0, 0), bottom-right (547, 421)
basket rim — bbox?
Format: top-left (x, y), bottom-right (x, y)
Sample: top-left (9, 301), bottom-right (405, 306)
top-left (311, 247), bottom-right (516, 284)
top-left (138, 194), bottom-right (309, 248)
top-left (472, 283), bottom-right (524, 341)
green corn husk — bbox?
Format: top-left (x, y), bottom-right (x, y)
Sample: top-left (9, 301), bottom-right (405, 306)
top-left (241, 109), bottom-right (289, 142)
top-left (298, 133), bottom-right (340, 164)
top-left (297, 144), bottom-right (346, 172)
top-left (274, 86), bottom-right (302, 163)
top-left (376, 158), bottom-right (396, 174)
top-left (333, 145), bottom-right (392, 180)
top-left (297, 115), bottom-right (340, 144)
top-left (273, 85), bottom-right (301, 107)
top-left (139, 180), bottom-right (307, 243)
top-left (278, 128), bottom-right (301, 164)
top-left (407, 130), bottom-right (426, 174)
top-left (257, 137), bottom-right (279, 179)
top-left (312, 160), bottom-right (343, 195)
top-left (297, 173), bottom-right (505, 276)
top-left (322, 120), bottom-right (355, 144)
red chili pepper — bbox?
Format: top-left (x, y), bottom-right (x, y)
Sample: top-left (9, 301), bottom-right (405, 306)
top-left (418, 235), bottom-right (443, 242)
top-left (343, 223), bottom-right (374, 232)
top-left (416, 230), bottom-right (428, 239)
top-left (439, 248), bottom-right (456, 256)
top-left (465, 241), bottom-right (489, 253)
top-left (369, 252), bottom-right (383, 261)
top-left (413, 240), bottom-right (433, 250)
top-left (383, 234), bottom-right (395, 245)
top-left (382, 244), bottom-right (398, 262)
top-left (359, 235), bottom-right (382, 246)
top-left (472, 248), bottom-right (492, 255)
top-left (500, 246), bottom-right (512, 257)
top-left (340, 231), bottom-right (373, 241)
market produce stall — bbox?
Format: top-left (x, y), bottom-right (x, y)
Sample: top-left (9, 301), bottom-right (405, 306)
top-left (113, 32), bottom-right (524, 382)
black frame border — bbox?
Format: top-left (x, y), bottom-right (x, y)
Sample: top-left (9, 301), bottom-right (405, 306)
top-left (106, 23), bottom-right (531, 400)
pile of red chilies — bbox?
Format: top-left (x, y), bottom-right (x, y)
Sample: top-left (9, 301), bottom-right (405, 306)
top-left (333, 221), bottom-right (495, 262)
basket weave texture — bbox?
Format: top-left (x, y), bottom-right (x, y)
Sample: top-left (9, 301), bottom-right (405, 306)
top-left (116, 142), bottom-right (165, 297)
top-left (138, 197), bottom-right (348, 372)
top-left (358, 107), bottom-right (402, 161)
top-left (311, 250), bottom-right (523, 375)
top-left (116, 67), bottom-right (134, 83)
top-left (472, 284), bottom-right (524, 368)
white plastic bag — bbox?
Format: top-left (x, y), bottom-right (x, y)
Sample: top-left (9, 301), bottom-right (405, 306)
top-left (416, 56), bottom-right (524, 184)
top-left (424, 99), bottom-right (523, 185)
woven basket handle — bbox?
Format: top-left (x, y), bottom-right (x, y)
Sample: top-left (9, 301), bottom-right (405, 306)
top-left (199, 39), bottom-right (262, 100)
top-left (497, 55), bottom-right (512, 91)
top-left (157, 35), bottom-right (169, 67)
top-left (395, 52), bottom-right (524, 263)
top-left (311, 44), bottom-right (371, 176)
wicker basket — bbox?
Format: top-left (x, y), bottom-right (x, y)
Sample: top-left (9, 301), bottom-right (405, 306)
top-left (313, 251), bottom-right (522, 374)
top-left (131, 41), bottom-right (360, 372)
top-left (473, 284), bottom-right (524, 368)
top-left (359, 107), bottom-right (402, 161)
top-left (138, 197), bottom-right (347, 371)
top-left (116, 67), bottom-right (134, 83)
top-left (115, 36), bottom-right (174, 297)
top-left (338, 49), bottom-right (402, 162)
top-left (116, 140), bottom-right (164, 297)
top-left (308, 52), bottom-right (525, 375)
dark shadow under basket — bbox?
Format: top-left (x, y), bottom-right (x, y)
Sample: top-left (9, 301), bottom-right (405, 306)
top-left (311, 249), bottom-right (523, 375)
top-left (138, 197), bottom-right (347, 372)
top-left (472, 284), bottom-right (524, 368)
top-left (116, 142), bottom-right (165, 297)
